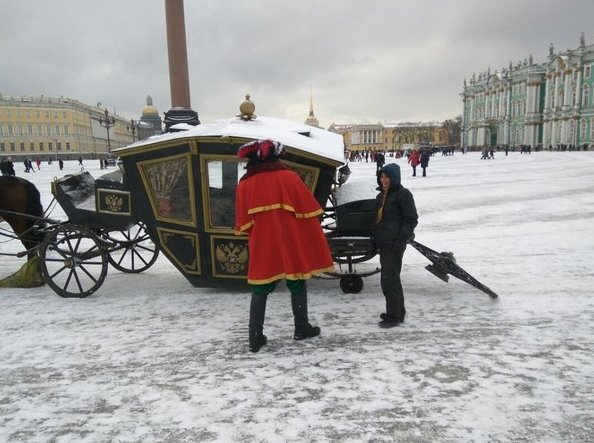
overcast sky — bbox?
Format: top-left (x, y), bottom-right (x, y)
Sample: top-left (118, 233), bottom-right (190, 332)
top-left (1, 1), bottom-right (593, 127)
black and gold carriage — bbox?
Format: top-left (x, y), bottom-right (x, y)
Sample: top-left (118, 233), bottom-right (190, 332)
top-left (38, 100), bottom-right (497, 299)
top-left (113, 115), bottom-right (345, 290)
top-left (39, 170), bottom-right (159, 297)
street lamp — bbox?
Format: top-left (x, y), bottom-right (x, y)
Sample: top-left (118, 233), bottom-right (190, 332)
top-left (126, 118), bottom-right (139, 142)
top-left (98, 108), bottom-right (116, 151)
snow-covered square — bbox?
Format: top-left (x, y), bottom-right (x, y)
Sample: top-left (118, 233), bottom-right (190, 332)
top-left (1, 151), bottom-right (593, 442)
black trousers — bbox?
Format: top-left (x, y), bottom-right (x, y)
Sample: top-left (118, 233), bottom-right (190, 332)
top-left (379, 243), bottom-right (407, 320)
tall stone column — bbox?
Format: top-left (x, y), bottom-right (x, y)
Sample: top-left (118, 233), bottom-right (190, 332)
top-left (163, 0), bottom-right (200, 132)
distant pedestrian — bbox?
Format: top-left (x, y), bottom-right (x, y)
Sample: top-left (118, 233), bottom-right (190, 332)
top-left (78, 156), bottom-right (83, 166)
top-left (58, 159), bottom-right (64, 170)
top-left (6, 157), bottom-right (16, 176)
top-left (408, 149), bottom-right (420, 176)
top-left (0, 158), bottom-right (9, 176)
top-left (375, 152), bottom-right (385, 186)
top-left (420, 149), bottom-right (430, 177)
top-left (35, 158), bottom-right (41, 170)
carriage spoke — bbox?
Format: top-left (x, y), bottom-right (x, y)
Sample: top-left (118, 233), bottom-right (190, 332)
top-left (73, 236), bottom-right (82, 253)
top-left (72, 270), bottom-right (84, 294)
top-left (117, 248), bottom-right (131, 266)
top-left (136, 244), bottom-right (156, 253)
top-left (50, 265), bottom-right (67, 279)
top-left (78, 265), bottom-right (98, 284)
top-left (65, 237), bottom-right (76, 253)
top-left (63, 269), bottom-right (74, 291)
top-left (133, 249), bottom-right (149, 266)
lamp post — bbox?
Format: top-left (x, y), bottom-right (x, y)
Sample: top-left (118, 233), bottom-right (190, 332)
top-left (127, 118), bottom-right (138, 142)
top-left (98, 108), bottom-right (116, 151)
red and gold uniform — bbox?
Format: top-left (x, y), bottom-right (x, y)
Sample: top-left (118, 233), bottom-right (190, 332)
top-left (235, 164), bottom-right (334, 284)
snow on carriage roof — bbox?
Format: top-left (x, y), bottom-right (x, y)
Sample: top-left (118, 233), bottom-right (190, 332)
top-left (115, 116), bottom-right (345, 163)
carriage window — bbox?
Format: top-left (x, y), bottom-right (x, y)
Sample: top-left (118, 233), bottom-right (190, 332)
top-left (206, 159), bottom-right (246, 229)
top-left (139, 154), bottom-right (195, 225)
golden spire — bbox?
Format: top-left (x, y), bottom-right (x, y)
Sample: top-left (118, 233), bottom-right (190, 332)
top-left (305, 87), bottom-right (320, 128)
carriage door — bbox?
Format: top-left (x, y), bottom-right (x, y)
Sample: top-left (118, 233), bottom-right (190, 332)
top-left (200, 154), bottom-right (249, 282)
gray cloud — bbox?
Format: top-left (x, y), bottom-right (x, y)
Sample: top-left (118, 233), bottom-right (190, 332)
top-left (1, 0), bottom-right (593, 127)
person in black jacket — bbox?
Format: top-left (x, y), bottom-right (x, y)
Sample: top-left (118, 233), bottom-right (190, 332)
top-left (373, 163), bottom-right (418, 328)
top-left (420, 149), bottom-right (430, 177)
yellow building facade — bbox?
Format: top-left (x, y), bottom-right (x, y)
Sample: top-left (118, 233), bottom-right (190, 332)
top-left (0, 94), bottom-right (135, 159)
top-left (328, 122), bottom-right (449, 153)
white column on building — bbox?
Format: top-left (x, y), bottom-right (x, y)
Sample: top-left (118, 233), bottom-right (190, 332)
top-left (574, 65), bottom-right (582, 110)
top-left (553, 72), bottom-right (560, 108)
top-left (563, 70), bottom-right (572, 109)
top-left (544, 72), bottom-right (551, 111)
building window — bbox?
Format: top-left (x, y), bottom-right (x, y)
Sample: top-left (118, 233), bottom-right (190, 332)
top-left (48, 142), bottom-right (53, 151)
top-left (38, 124), bottom-right (43, 136)
top-left (64, 125), bottom-right (68, 136)
top-left (57, 142), bottom-right (62, 151)
top-left (35, 111), bottom-right (40, 118)
top-left (586, 64), bottom-right (592, 79)
top-left (30, 142), bottom-right (35, 151)
top-left (55, 125), bottom-right (60, 136)
top-left (19, 124), bottom-right (24, 136)
top-left (8, 125), bottom-right (13, 136)
top-left (20, 142), bottom-right (25, 152)
top-left (45, 111), bottom-right (49, 118)
top-left (0, 124), bottom-right (3, 136)
top-left (66, 142), bottom-right (71, 151)
top-left (47, 124), bottom-right (52, 136)
top-left (39, 142), bottom-right (44, 151)
top-left (0, 143), bottom-right (4, 152)
top-left (28, 124), bottom-right (33, 135)
top-left (10, 143), bottom-right (15, 151)
top-left (583, 86), bottom-right (590, 106)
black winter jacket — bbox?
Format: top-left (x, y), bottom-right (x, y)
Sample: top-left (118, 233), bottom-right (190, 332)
top-left (372, 185), bottom-right (418, 248)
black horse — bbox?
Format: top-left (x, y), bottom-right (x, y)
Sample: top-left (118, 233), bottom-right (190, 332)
top-left (0, 175), bottom-right (46, 259)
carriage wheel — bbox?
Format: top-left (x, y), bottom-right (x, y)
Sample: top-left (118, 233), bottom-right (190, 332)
top-left (106, 222), bottom-right (159, 273)
top-left (39, 226), bottom-right (108, 298)
top-left (340, 275), bottom-right (364, 294)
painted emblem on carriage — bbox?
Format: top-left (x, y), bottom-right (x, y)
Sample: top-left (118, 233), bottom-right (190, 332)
top-left (104, 194), bottom-right (123, 212)
top-left (215, 242), bottom-right (248, 274)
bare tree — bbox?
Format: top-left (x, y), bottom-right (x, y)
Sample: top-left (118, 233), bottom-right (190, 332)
top-left (442, 116), bottom-right (462, 145)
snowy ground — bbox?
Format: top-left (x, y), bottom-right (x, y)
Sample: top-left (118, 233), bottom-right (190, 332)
top-left (1, 151), bottom-right (593, 442)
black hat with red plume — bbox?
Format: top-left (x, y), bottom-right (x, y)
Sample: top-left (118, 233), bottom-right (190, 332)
top-left (237, 139), bottom-right (286, 162)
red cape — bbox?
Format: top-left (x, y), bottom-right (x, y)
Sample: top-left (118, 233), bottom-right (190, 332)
top-left (235, 167), bottom-right (334, 284)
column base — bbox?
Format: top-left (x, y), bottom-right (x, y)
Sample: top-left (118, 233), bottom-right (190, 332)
top-left (164, 107), bottom-right (200, 132)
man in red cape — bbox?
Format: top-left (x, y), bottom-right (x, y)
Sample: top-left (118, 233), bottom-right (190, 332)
top-left (235, 139), bottom-right (334, 352)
